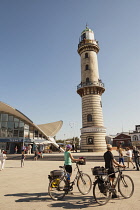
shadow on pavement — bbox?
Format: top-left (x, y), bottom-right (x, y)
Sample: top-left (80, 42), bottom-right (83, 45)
top-left (48, 195), bottom-right (99, 209)
top-left (5, 192), bottom-right (50, 202)
top-left (5, 192), bottom-right (100, 208)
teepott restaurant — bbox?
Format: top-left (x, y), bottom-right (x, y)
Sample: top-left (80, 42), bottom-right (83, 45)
top-left (0, 101), bottom-right (63, 154)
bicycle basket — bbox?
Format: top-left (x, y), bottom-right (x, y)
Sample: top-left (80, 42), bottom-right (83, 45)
top-left (77, 157), bottom-right (86, 165)
top-left (92, 166), bottom-right (107, 175)
top-left (50, 170), bottom-right (64, 178)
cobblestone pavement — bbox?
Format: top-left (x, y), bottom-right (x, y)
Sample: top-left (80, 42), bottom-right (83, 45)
top-left (0, 158), bottom-right (140, 210)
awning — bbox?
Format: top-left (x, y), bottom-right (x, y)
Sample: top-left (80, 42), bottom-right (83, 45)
top-left (33, 139), bottom-right (52, 144)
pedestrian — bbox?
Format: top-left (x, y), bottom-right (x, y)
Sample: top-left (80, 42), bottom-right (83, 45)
top-left (116, 146), bottom-right (125, 166)
top-left (34, 150), bottom-right (38, 161)
top-left (104, 144), bottom-right (125, 198)
top-left (72, 144), bottom-right (75, 152)
top-left (0, 150), bottom-right (7, 171)
top-left (15, 146), bottom-right (18, 154)
top-left (126, 147), bottom-right (135, 169)
top-left (132, 146), bottom-right (139, 171)
top-left (28, 145), bottom-right (32, 154)
top-left (64, 144), bottom-right (83, 184)
top-left (21, 151), bottom-right (25, 167)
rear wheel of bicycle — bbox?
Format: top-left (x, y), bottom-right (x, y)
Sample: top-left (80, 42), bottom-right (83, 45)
top-left (118, 175), bottom-right (134, 198)
top-left (48, 178), bottom-right (67, 200)
top-left (77, 173), bottom-right (92, 195)
top-left (93, 180), bottom-right (111, 205)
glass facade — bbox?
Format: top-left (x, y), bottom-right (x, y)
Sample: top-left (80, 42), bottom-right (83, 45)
top-left (0, 112), bottom-right (45, 139)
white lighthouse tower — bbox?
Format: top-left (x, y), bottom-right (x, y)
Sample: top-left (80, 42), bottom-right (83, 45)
top-left (77, 26), bottom-right (106, 152)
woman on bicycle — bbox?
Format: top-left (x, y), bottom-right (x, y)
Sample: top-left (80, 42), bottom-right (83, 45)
top-left (64, 144), bottom-right (83, 182)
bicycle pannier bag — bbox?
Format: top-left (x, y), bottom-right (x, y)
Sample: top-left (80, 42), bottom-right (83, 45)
top-left (92, 166), bottom-right (107, 175)
top-left (50, 170), bottom-right (64, 177)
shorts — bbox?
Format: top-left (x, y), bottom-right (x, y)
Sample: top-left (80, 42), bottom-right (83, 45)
top-left (127, 157), bottom-right (132, 162)
top-left (108, 169), bottom-right (115, 179)
top-left (65, 165), bottom-right (72, 174)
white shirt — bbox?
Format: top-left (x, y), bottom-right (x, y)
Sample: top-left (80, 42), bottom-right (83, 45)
top-left (0, 153), bottom-right (6, 160)
top-left (126, 150), bottom-right (132, 158)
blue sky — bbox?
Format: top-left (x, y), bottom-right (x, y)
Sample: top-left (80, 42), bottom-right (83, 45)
top-left (0, 0), bottom-right (140, 139)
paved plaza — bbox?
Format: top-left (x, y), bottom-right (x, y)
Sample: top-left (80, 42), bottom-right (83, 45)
top-left (0, 152), bottom-right (140, 210)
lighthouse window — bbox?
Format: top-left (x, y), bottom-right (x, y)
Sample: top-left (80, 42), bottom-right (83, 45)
top-left (87, 114), bottom-right (92, 122)
top-left (86, 77), bottom-right (90, 84)
top-left (85, 65), bottom-right (89, 70)
top-left (85, 53), bottom-right (88, 58)
top-left (100, 101), bottom-right (102, 107)
top-left (81, 33), bottom-right (86, 41)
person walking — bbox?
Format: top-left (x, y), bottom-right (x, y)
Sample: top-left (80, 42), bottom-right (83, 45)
top-left (15, 146), bottom-right (18, 154)
top-left (34, 149), bottom-right (38, 161)
top-left (0, 150), bottom-right (7, 171)
top-left (116, 146), bottom-right (125, 166)
top-left (104, 144), bottom-right (125, 198)
top-left (126, 147), bottom-right (135, 169)
top-left (132, 146), bottom-right (139, 171)
top-left (21, 151), bottom-right (25, 167)
top-left (28, 145), bottom-right (32, 154)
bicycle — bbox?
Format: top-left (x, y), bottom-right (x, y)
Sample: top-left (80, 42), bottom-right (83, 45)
top-left (92, 166), bottom-right (134, 205)
top-left (48, 159), bottom-right (92, 200)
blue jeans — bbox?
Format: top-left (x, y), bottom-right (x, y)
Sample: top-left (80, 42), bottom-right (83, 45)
top-left (119, 157), bottom-right (124, 165)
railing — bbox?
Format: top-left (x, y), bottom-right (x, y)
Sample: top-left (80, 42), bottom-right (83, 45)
top-left (78, 39), bottom-right (99, 48)
top-left (77, 81), bottom-right (105, 90)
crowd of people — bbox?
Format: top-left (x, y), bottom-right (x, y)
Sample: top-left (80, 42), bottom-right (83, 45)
top-left (116, 145), bottom-right (140, 170)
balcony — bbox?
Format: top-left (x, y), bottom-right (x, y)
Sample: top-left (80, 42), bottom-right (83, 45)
top-left (77, 81), bottom-right (105, 90)
top-left (78, 39), bottom-right (99, 48)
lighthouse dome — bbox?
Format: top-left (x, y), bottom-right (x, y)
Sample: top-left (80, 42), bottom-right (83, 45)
top-left (80, 26), bottom-right (95, 42)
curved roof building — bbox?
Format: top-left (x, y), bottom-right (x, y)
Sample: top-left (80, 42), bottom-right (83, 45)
top-left (0, 101), bottom-right (63, 153)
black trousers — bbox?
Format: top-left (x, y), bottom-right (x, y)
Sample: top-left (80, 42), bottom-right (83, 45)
top-left (134, 157), bottom-right (139, 170)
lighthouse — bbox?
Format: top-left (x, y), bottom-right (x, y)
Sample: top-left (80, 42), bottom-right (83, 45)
top-left (77, 26), bottom-right (106, 152)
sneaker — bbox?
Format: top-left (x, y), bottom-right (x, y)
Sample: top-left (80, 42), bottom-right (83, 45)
top-left (133, 167), bottom-right (136, 169)
top-left (112, 194), bottom-right (118, 199)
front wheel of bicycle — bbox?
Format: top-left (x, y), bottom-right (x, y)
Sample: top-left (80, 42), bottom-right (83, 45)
top-left (77, 173), bottom-right (92, 195)
top-left (118, 175), bottom-right (134, 198)
top-left (48, 178), bottom-right (67, 200)
top-left (93, 180), bottom-right (111, 205)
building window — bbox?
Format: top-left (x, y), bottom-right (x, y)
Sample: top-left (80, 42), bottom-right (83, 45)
top-left (19, 130), bottom-right (24, 137)
top-left (85, 53), bottom-right (88, 58)
top-left (133, 135), bottom-right (138, 141)
top-left (8, 115), bottom-right (13, 121)
top-left (35, 130), bottom-right (38, 137)
top-left (14, 122), bottom-right (19, 129)
top-left (1, 114), bottom-right (8, 121)
top-left (14, 117), bottom-right (19, 122)
top-left (87, 114), bottom-right (92, 122)
top-left (85, 64), bottom-right (89, 70)
top-left (13, 130), bottom-right (18, 137)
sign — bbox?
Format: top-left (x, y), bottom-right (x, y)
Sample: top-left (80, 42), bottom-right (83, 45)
top-left (81, 127), bottom-right (106, 134)
top-left (0, 138), bottom-right (23, 143)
